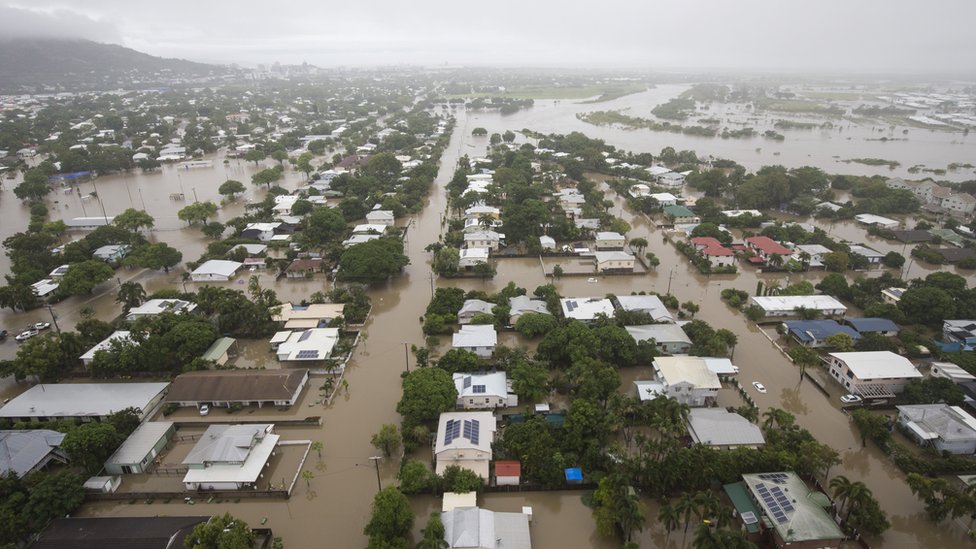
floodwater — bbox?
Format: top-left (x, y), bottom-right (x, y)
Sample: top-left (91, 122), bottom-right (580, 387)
top-left (0, 105), bottom-right (972, 548)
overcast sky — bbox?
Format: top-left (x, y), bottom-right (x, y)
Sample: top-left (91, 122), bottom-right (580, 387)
top-left (2, 1), bottom-right (975, 74)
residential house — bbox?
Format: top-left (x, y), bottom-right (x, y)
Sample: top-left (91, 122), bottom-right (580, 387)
top-left (649, 192), bottom-right (678, 207)
top-left (464, 231), bottom-right (504, 251)
top-left (791, 244), bottom-right (832, 269)
top-left (434, 411), bottom-right (497, 479)
top-left (240, 222), bottom-right (282, 242)
top-left (744, 236), bottom-right (792, 265)
top-left (92, 244), bottom-right (130, 263)
top-left (190, 260), bottom-right (243, 282)
top-left (897, 405), bottom-right (976, 454)
top-left (0, 383), bottom-right (169, 422)
top-left (441, 507), bottom-right (532, 549)
top-left (104, 422), bottom-right (175, 475)
top-left (594, 251), bottom-right (635, 273)
top-left (459, 248), bottom-right (490, 269)
top-left (201, 337), bottom-right (237, 366)
top-left (457, 299), bottom-right (495, 324)
top-left (629, 183), bottom-right (651, 198)
top-left (594, 231), bottom-right (625, 250)
top-left (465, 205), bottom-right (500, 220)
top-left (554, 189), bottom-right (586, 210)
top-left (689, 237), bottom-right (735, 268)
top-left (827, 351), bottom-right (922, 397)
top-left (65, 217), bottom-right (115, 231)
top-left (782, 320), bottom-right (860, 348)
top-left (881, 287), bottom-right (907, 305)
top-left (574, 218), bottom-right (601, 231)
top-left (740, 472), bottom-right (845, 548)
top-left (166, 369), bottom-right (309, 409)
top-left (80, 330), bottom-right (132, 366)
top-left (48, 264), bottom-right (70, 279)
top-left (453, 372), bottom-right (514, 409)
top-left (182, 424), bottom-right (279, 490)
top-left (626, 324), bottom-right (693, 354)
top-left (844, 317), bottom-right (900, 337)
top-left (746, 295), bottom-right (847, 318)
top-left (687, 409), bottom-right (765, 449)
top-left (366, 209), bottom-right (395, 226)
top-left (284, 258), bottom-right (322, 279)
top-left (0, 430), bottom-right (67, 478)
top-left (944, 320), bottom-right (976, 347)
top-left (352, 224), bottom-right (388, 235)
top-left (273, 303), bottom-right (346, 330)
top-left (560, 297), bottom-right (615, 323)
top-left (854, 214), bottom-right (898, 230)
top-left (942, 192), bottom-right (976, 215)
top-left (931, 362), bottom-right (976, 384)
top-left (663, 205), bottom-right (699, 224)
top-left (32, 517), bottom-right (210, 549)
top-left (31, 279), bottom-right (59, 298)
top-left (658, 172), bottom-right (686, 188)
top-left (125, 299), bottom-right (197, 320)
top-left (615, 294), bottom-right (674, 323)
top-left (275, 328), bottom-right (339, 362)
top-left (508, 296), bottom-right (551, 325)
top-left (342, 234), bottom-right (382, 248)
top-left (848, 244), bottom-right (885, 265)
top-left (452, 325), bottom-right (497, 358)
top-left (652, 356), bottom-right (722, 407)
top-left (464, 217), bottom-right (502, 233)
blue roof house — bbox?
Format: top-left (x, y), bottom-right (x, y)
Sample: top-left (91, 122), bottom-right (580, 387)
top-left (782, 320), bottom-right (860, 348)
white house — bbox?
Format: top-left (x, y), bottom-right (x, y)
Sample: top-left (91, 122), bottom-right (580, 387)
top-left (92, 244), bottom-right (130, 262)
top-left (31, 279), bottom-right (59, 298)
top-left (653, 356), bottom-right (722, 407)
top-left (441, 507), bottom-right (532, 549)
top-left (930, 362), bottom-right (976, 384)
top-left (65, 217), bottom-right (115, 230)
top-left (791, 244), bottom-right (832, 268)
top-left (508, 296), bottom-right (551, 325)
top-left (0, 382), bottom-right (168, 423)
top-left (241, 223), bottom-right (282, 242)
top-left (538, 235), bottom-right (556, 250)
top-left (459, 248), bottom-right (490, 269)
top-left (615, 295), bottom-right (674, 323)
top-left (464, 217), bottom-right (503, 233)
top-left (125, 299), bottom-right (197, 320)
top-left (689, 237), bottom-right (735, 268)
top-left (854, 214), bottom-right (898, 230)
top-left (746, 295), bottom-right (847, 318)
top-left (366, 210), bottom-right (395, 226)
top-left (434, 411), bottom-right (497, 479)
top-left (827, 351), bottom-right (922, 397)
top-left (881, 287), bottom-right (907, 305)
top-left (848, 244), bottom-right (885, 265)
top-left (560, 297), bottom-right (615, 322)
top-left (342, 234), bottom-right (382, 248)
top-left (594, 232), bottom-right (625, 250)
top-left (464, 231), bottom-right (504, 251)
top-left (182, 424), bottom-right (279, 490)
top-left (453, 372), bottom-right (514, 409)
top-left (80, 331), bottom-right (132, 366)
top-left (658, 172), bottom-right (686, 188)
top-left (594, 251), bottom-right (635, 273)
top-left (104, 422), bottom-right (175, 475)
top-left (352, 224), bottom-right (388, 235)
top-left (190, 260), bottom-right (243, 282)
top-left (687, 409), bottom-right (765, 449)
top-left (464, 205), bottom-right (500, 220)
top-left (649, 192), bottom-right (678, 207)
top-left (275, 328), bottom-right (339, 362)
top-left (452, 325), bottom-right (497, 358)
top-left (625, 324), bottom-right (692, 354)
top-left (457, 299), bottom-right (495, 324)
top-left (897, 405), bottom-right (976, 455)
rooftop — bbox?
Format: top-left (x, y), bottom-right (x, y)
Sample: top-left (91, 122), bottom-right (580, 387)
top-left (663, 205), bottom-right (696, 218)
top-left (0, 430), bottom-right (65, 477)
top-left (626, 324), bottom-right (692, 346)
top-left (742, 472), bottom-right (844, 542)
top-left (560, 297), bottom-right (614, 321)
top-left (688, 409), bottom-right (765, 447)
top-left (830, 351), bottom-right (922, 380)
top-left (690, 237), bottom-right (734, 256)
top-left (783, 320), bottom-right (860, 343)
top-left (452, 324), bottom-right (498, 348)
top-left (442, 507), bottom-right (531, 549)
top-left (897, 404), bottom-right (976, 442)
top-left (454, 372), bottom-right (507, 398)
top-left (191, 259), bottom-right (242, 277)
top-left (32, 516), bottom-right (209, 549)
top-left (125, 299), bottom-right (197, 319)
top-left (166, 369), bottom-right (308, 403)
top-left (845, 317), bottom-right (899, 334)
top-left (201, 337), bottom-right (236, 362)
top-left (653, 357), bottom-right (722, 389)
top-left (0, 382), bottom-right (169, 419)
top-left (80, 330), bottom-right (132, 361)
top-left (745, 236), bottom-right (792, 256)
top-left (508, 296), bottom-right (550, 316)
top-left (184, 424), bottom-right (273, 466)
top-left (749, 295), bottom-right (847, 313)
top-left (276, 328), bottom-right (339, 361)
top-left (105, 422), bottom-right (174, 466)
top-left (435, 411), bottom-right (497, 455)
top-left (615, 295), bottom-right (674, 323)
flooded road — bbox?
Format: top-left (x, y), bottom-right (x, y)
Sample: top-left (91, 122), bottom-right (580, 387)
top-left (0, 107), bottom-right (971, 548)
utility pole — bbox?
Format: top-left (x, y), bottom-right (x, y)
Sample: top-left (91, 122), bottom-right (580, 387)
top-left (192, 187), bottom-right (199, 203)
top-left (45, 305), bottom-right (70, 377)
top-left (368, 456), bottom-right (383, 491)
top-left (403, 342), bottom-right (410, 373)
top-left (666, 267), bottom-right (675, 295)
top-left (429, 272), bottom-right (435, 298)
top-left (138, 187), bottom-right (147, 211)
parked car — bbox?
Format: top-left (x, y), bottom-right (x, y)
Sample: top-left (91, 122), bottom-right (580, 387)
top-left (32, 322), bottom-right (51, 331)
top-left (198, 404), bottom-right (210, 416)
top-left (752, 381), bottom-right (767, 394)
top-left (840, 394), bottom-right (863, 404)
top-left (14, 329), bottom-right (39, 342)
top-left (0, 330), bottom-right (7, 341)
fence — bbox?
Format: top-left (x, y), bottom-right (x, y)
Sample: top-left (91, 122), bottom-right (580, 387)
top-left (85, 489), bottom-right (289, 502)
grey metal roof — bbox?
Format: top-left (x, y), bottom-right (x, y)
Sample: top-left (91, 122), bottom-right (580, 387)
top-left (183, 424), bottom-right (271, 466)
top-left (106, 422), bottom-right (173, 466)
top-left (0, 383), bottom-right (169, 419)
top-left (687, 409), bottom-right (765, 447)
top-left (0, 430), bottom-right (65, 477)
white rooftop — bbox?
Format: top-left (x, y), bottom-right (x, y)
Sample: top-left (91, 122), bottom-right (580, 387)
top-left (560, 297), bottom-right (614, 321)
top-left (830, 351), bottom-right (922, 380)
top-left (454, 372), bottom-right (507, 398)
top-left (80, 330), bottom-right (132, 361)
top-left (435, 411), bottom-right (497, 455)
top-left (749, 295), bottom-right (847, 313)
top-left (352, 224), bottom-right (388, 234)
top-left (276, 328), bottom-right (339, 361)
top-left (509, 296), bottom-right (550, 317)
top-left (182, 425), bottom-right (279, 486)
top-left (625, 324), bottom-right (692, 345)
top-left (452, 325), bottom-right (498, 348)
top-left (615, 295), bottom-right (673, 322)
top-left (192, 260), bottom-right (243, 277)
top-left (0, 382), bottom-right (169, 419)
top-left (125, 299), bottom-right (197, 319)
top-left (442, 507), bottom-right (531, 549)
top-left (688, 408), bottom-right (765, 447)
top-left (653, 356), bottom-right (722, 389)
top-left (105, 422), bottom-right (174, 465)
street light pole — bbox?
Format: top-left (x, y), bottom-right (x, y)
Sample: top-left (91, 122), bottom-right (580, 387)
top-left (368, 456), bottom-right (383, 491)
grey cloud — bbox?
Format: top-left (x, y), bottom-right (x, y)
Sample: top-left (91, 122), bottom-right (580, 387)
top-left (0, 4), bottom-right (120, 42)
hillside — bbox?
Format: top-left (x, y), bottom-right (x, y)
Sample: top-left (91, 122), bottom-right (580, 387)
top-left (0, 38), bottom-right (229, 92)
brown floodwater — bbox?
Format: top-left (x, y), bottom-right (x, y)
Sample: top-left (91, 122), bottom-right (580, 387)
top-left (0, 109), bottom-right (971, 548)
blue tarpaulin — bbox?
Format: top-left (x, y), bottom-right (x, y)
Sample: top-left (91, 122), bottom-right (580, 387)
top-left (48, 171), bottom-right (92, 182)
top-left (565, 468), bottom-right (583, 483)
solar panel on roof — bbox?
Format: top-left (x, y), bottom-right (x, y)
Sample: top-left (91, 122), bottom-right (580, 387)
top-left (463, 420), bottom-right (473, 439)
top-left (472, 385), bottom-right (486, 394)
top-left (296, 349), bottom-right (319, 359)
top-left (298, 330), bottom-right (312, 342)
top-left (566, 301), bottom-right (577, 312)
top-left (470, 420), bottom-right (480, 445)
top-left (444, 419), bottom-right (461, 445)
top-left (782, 502), bottom-right (795, 512)
top-left (463, 377), bottom-right (472, 389)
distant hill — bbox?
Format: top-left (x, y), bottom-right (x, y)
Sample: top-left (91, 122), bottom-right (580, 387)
top-left (0, 38), bottom-right (230, 92)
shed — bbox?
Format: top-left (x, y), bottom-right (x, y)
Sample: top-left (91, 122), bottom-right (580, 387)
top-left (495, 460), bottom-right (521, 486)
top-left (104, 422), bottom-right (175, 474)
top-left (201, 337), bottom-right (237, 365)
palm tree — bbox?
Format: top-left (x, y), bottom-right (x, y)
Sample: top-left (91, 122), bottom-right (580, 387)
top-left (115, 281), bottom-right (147, 312)
top-left (658, 501), bottom-right (681, 545)
top-left (830, 475), bottom-right (855, 518)
top-left (675, 493), bottom-right (696, 548)
top-left (630, 237), bottom-right (648, 256)
top-left (692, 523), bottom-right (723, 549)
top-left (761, 408), bottom-right (795, 431)
top-left (767, 253), bottom-right (785, 269)
top-left (478, 213), bottom-right (494, 231)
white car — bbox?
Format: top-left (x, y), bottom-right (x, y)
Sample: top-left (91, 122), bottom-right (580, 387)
top-left (198, 404), bottom-right (210, 416)
top-left (32, 322), bottom-right (51, 331)
top-left (752, 381), bottom-right (767, 394)
top-left (14, 329), bottom-right (39, 342)
top-left (840, 394), bottom-right (863, 404)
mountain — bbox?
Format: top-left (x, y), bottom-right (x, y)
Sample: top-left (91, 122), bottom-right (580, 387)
top-left (0, 38), bottom-right (230, 92)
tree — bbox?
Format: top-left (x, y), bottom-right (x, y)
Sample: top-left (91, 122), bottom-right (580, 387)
top-left (432, 247), bottom-right (460, 276)
top-left (13, 168), bottom-right (51, 201)
top-left (113, 208), bottom-right (155, 232)
top-left (126, 243), bottom-right (183, 273)
top-left (416, 513), bottom-right (448, 549)
top-left (899, 286), bottom-right (954, 325)
top-left (59, 260), bottom-right (114, 295)
top-left (882, 251), bottom-right (905, 268)
top-left (218, 179), bottom-right (246, 198)
top-left (311, 441), bottom-right (324, 459)
top-left (177, 201), bottom-right (218, 225)
top-left (630, 237), bottom-right (648, 255)
top-left (184, 513), bottom-right (255, 549)
top-left (509, 360), bottom-right (549, 401)
top-left (788, 346), bottom-right (820, 378)
top-left (398, 459), bottom-right (434, 495)
top-left (502, 130), bottom-right (516, 143)
top-left (23, 470), bottom-right (85, 535)
top-left (251, 167), bottom-right (282, 188)
top-left (61, 422), bottom-right (124, 474)
top-left (513, 313), bottom-right (558, 338)
top-left (4, 333), bottom-right (69, 382)
top-left (471, 127), bottom-right (488, 136)
top-left (295, 152), bottom-right (315, 178)
top-left (682, 301), bottom-right (700, 318)
top-left (551, 264), bottom-right (564, 279)
top-left (902, 377), bottom-right (965, 406)
top-left (397, 368), bottom-right (458, 427)
top-left (589, 473), bottom-right (645, 543)
top-left (435, 349), bottom-right (481, 374)
top-left (305, 207), bottom-right (347, 247)
top-left (823, 251), bottom-right (849, 272)
top-left (363, 153), bottom-right (403, 187)
top-left (338, 238), bottom-right (409, 282)
top-left (301, 469), bottom-right (315, 487)
top-left (371, 424), bottom-right (402, 458)
top-left (244, 149), bottom-right (266, 165)
top-left (201, 221), bottom-right (225, 239)
top-left (363, 487), bottom-right (414, 548)
top-left (271, 149), bottom-right (289, 165)
top-left (0, 284), bottom-right (40, 313)
top-left (116, 281), bottom-right (147, 312)
top-left (825, 333), bottom-right (855, 351)
top-left (850, 409), bottom-right (891, 448)
top-left (291, 199), bottom-right (313, 216)
top-left (440, 465), bottom-right (483, 493)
